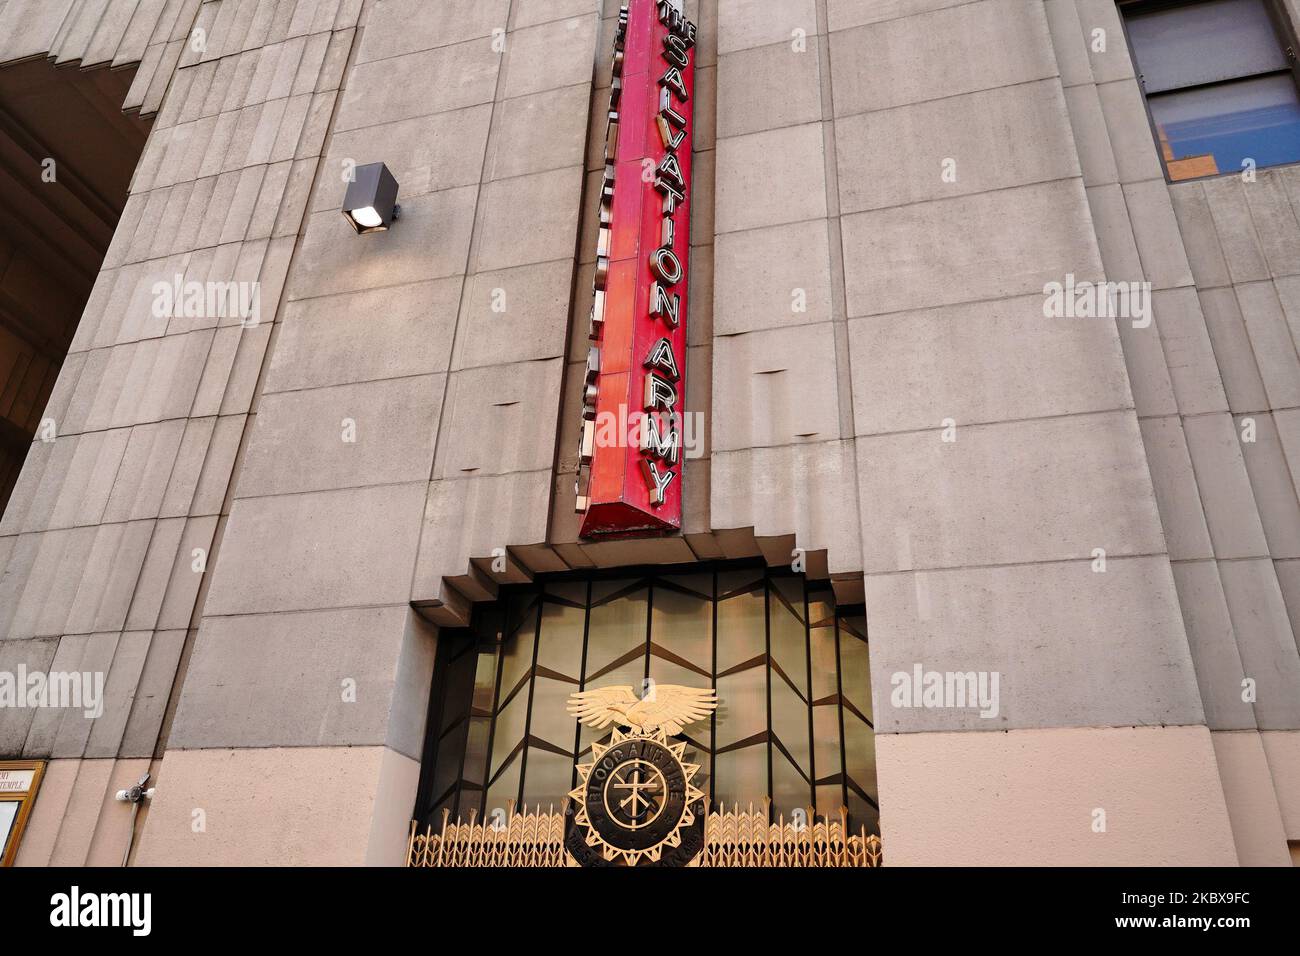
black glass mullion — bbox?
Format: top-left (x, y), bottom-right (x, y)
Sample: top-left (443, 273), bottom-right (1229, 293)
top-left (479, 611), bottom-right (507, 819)
top-left (709, 565), bottom-right (718, 808)
top-left (803, 575), bottom-right (816, 815)
top-left (570, 578), bottom-right (593, 793)
top-left (516, 589), bottom-right (543, 812)
top-left (834, 612), bottom-right (848, 819)
top-left (763, 571), bottom-right (773, 821)
top-left (644, 575), bottom-right (654, 685)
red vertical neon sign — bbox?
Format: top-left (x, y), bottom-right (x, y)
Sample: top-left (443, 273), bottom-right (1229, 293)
top-left (577, 0), bottom-right (696, 538)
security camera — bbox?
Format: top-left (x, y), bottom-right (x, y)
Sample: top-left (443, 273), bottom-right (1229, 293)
top-left (115, 773), bottom-right (154, 804)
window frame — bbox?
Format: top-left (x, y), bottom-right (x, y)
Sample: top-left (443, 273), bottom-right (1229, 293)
top-left (412, 559), bottom-right (879, 832)
top-left (0, 759), bottom-right (45, 867)
top-left (1118, 0), bottom-right (1300, 182)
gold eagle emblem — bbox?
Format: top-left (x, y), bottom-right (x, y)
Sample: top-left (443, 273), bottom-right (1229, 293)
top-left (566, 684), bottom-right (717, 737)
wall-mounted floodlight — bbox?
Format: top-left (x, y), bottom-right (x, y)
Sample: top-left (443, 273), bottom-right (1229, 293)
top-left (342, 162), bottom-right (400, 234)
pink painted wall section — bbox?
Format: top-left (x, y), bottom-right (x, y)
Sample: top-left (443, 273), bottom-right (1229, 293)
top-left (876, 726), bottom-right (1237, 866)
top-left (1261, 730), bottom-right (1300, 842)
top-left (1210, 731), bottom-right (1291, 865)
top-left (134, 746), bottom-right (418, 867)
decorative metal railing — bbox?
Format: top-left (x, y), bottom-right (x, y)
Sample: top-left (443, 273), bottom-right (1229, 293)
top-left (407, 801), bottom-right (882, 868)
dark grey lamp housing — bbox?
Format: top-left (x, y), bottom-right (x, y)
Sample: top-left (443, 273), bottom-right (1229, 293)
top-left (342, 162), bottom-right (400, 234)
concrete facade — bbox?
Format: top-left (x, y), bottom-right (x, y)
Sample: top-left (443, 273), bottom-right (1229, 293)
top-left (0, 0), bottom-right (1296, 866)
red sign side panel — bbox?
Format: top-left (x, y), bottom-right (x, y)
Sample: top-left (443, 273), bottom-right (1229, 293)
top-left (578, 0), bottom-right (695, 538)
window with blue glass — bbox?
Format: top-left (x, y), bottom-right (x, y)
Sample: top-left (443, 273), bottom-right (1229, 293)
top-left (1121, 0), bottom-right (1300, 180)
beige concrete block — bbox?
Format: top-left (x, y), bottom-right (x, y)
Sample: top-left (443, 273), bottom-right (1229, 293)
top-left (169, 605), bottom-right (431, 755)
top-left (1276, 268), bottom-right (1300, 346)
top-left (484, 83), bottom-right (589, 181)
top-left (838, 79), bottom-right (1079, 213)
top-left (335, 38), bottom-right (500, 131)
top-left (1042, 0), bottom-right (1094, 88)
top-left (1060, 82), bottom-right (1118, 187)
top-left (135, 745), bottom-right (418, 865)
top-left (238, 376), bottom-right (443, 498)
top-left (1263, 275), bottom-right (1300, 405)
top-left (867, 556), bottom-right (1205, 732)
top-left (1218, 558), bottom-right (1300, 729)
top-left (288, 187), bottom-right (477, 300)
top-left (102, 419), bottom-right (187, 523)
top-left (828, 0), bottom-right (969, 32)
top-left (19, 634), bottom-right (88, 753)
top-left (124, 517), bottom-right (187, 632)
top-left (1237, 413), bottom-right (1300, 559)
top-left (849, 293), bottom-right (1132, 435)
top-left (842, 179), bottom-right (1103, 317)
top-left (715, 122), bottom-right (826, 234)
top-left (1276, 408), bottom-right (1300, 502)
top-left (190, 415), bottom-right (245, 516)
top-left (1152, 287), bottom-right (1227, 415)
top-left (84, 631), bottom-right (153, 758)
top-left (718, 0), bottom-right (817, 54)
top-left (1199, 287), bottom-right (1269, 414)
top-left (515, 0), bottom-right (600, 28)
top-left (690, 146), bottom-right (715, 246)
top-left (78, 521), bottom-right (155, 636)
top-left (435, 359), bottom-right (564, 477)
top-left (47, 429), bottom-right (130, 531)
top-left (268, 278), bottom-right (462, 392)
top-left (500, 14), bottom-right (599, 99)
top-left (204, 482), bottom-right (427, 615)
top-left (119, 630), bottom-right (187, 759)
top-left (311, 104), bottom-right (493, 212)
top-left (712, 322), bottom-right (840, 450)
top-left (717, 39), bottom-right (822, 139)
top-left (1139, 417), bottom-right (1213, 561)
top-left (453, 260), bottom-right (573, 368)
top-left (857, 411), bottom-right (1166, 572)
top-left (1171, 560), bottom-right (1257, 731)
top-left (1169, 182), bottom-right (1231, 289)
top-left (1096, 79), bottom-right (1165, 185)
top-left (687, 243), bottom-right (714, 345)
top-left (1182, 413), bottom-right (1269, 560)
top-left (1121, 178), bottom-right (1195, 289)
top-left (714, 219), bottom-right (831, 334)
top-left (693, 63), bottom-right (716, 152)
top-left (1077, 0), bottom-right (1136, 83)
top-left (877, 725), bottom-right (1235, 865)
top-left (1245, 169), bottom-right (1300, 278)
top-left (709, 439), bottom-right (862, 577)
top-left (0, 637), bottom-right (58, 753)
top-left (1203, 176), bottom-right (1271, 285)
top-left (830, 0), bottom-right (1056, 115)
top-left (356, 0), bottom-right (509, 63)
top-left (472, 166), bottom-right (584, 272)
top-left (411, 470), bottom-right (552, 604)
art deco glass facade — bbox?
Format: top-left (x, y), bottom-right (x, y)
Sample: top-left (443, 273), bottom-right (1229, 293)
top-left (418, 564), bottom-right (879, 835)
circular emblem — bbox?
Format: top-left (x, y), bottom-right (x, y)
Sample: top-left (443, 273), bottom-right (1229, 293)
top-left (568, 728), bottom-right (704, 865)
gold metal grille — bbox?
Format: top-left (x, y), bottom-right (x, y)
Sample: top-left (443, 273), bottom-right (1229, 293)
top-left (700, 803), bottom-right (882, 867)
top-left (407, 801), bottom-right (882, 867)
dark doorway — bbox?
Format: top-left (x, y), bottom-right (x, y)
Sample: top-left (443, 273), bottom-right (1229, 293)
top-left (0, 57), bottom-right (149, 512)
